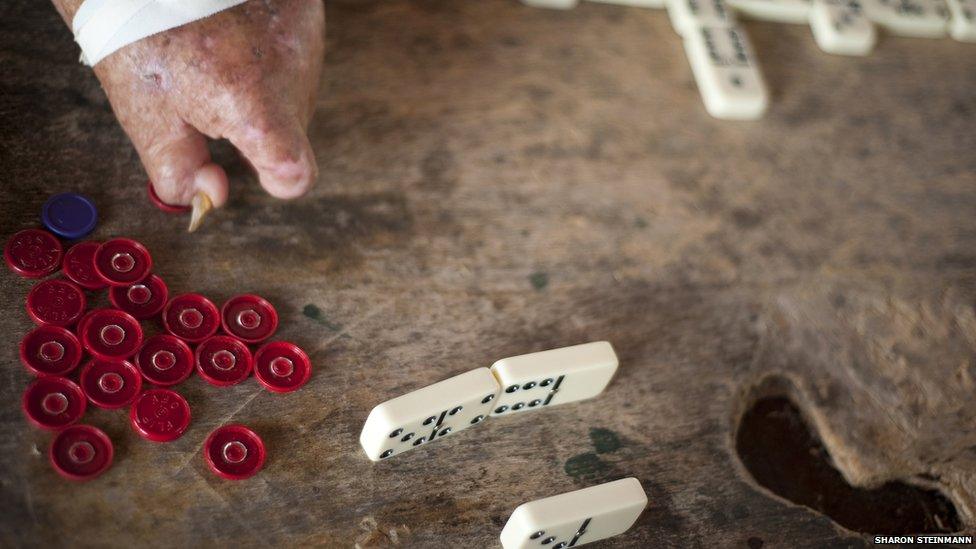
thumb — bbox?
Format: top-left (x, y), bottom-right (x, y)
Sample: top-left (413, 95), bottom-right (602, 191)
top-left (141, 125), bottom-right (229, 209)
top-left (226, 117), bottom-right (317, 200)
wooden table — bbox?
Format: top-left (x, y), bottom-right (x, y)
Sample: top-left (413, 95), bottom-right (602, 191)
top-left (1, 0), bottom-right (974, 546)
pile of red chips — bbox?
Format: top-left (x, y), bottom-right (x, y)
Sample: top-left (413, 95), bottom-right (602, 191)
top-left (6, 228), bottom-right (311, 481)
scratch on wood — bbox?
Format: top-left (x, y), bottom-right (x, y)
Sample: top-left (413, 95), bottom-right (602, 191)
top-left (315, 299), bottom-right (394, 351)
top-left (354, 516), bottom-right (411, 548)
top-left (175, 389), bottom-right (262, 474)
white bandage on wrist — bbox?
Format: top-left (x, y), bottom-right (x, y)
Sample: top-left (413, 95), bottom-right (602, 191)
top-left (72, 0), bottom-right (250, 66)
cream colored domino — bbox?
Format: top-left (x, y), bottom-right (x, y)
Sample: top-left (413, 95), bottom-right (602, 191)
top-left (587, 0), bottom-right (667, 8)
top-left (489, 341), bottom-right (618, 417)
top-left (683, 25), bottom-right (768, 120)
top-left (500, 478), bottom-right (648, 549)
top-left (520, 0), bottom-right (580, 8)
top-left (727, 0), bottom-right (812, 23)
top-left (810, 0), bottom-right (878, 54)
top-left (946, 0), bottom-right (976, 40)
top-left (359, 368), bottom-right (500, 461)
top-left (861, 0), bottom-right (949, 37)
top-left (667, 0), bottom-right (737, 36)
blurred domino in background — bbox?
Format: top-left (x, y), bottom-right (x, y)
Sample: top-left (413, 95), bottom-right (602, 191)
top-left (683, 25), bottom-right (769, 119)
top-left (946, 0), bottom-right (976, 40)
top-left (727, 0), bottom-right (813, 22)
top-left (810, 0), bottom-right (878, 54)
top-left (667, 0), bottom-right (737, 36)
top-left (860, 0), bottom-right (949, 37)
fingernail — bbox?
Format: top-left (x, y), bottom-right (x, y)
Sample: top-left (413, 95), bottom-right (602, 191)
top-left (187, 192), bottom-right (213, 233)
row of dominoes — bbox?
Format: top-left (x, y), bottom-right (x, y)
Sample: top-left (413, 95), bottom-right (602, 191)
top-left (521, 0), bottom-right (976, 120)
top-left (359, 341), bottom-right (619, 461)
top-left (358, 341), bottom-right (650, 548)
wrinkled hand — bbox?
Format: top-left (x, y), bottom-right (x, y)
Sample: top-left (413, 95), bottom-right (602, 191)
top-left (55, 0), bottom-right (325, 213)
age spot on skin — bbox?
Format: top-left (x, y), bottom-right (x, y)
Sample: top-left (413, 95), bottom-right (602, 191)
top-left (141, 73), bottom-right (162, 87)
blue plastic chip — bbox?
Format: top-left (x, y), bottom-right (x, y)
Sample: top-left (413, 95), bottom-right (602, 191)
top-left (41, 193), bottom-right (98, 240)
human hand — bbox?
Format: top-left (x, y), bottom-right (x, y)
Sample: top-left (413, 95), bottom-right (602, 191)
top-left (53, 0), bottom-right (325, 229)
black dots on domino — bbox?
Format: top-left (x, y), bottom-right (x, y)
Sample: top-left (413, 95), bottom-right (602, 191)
top-left (380, 449), bottom-right (394, 459)
top-left (513, 402), bottom-right (525, 411)
top-left (401, 432), bottom-right (414, 442)
top-left (413, 436), bottom-right (426, 446)
top-left (554, 543), bottom-right (568, 549)
top-left (423, 415), bottom-right (436, 426)
top-left (542, 536), bottom-right (556, 545)
top-left (481, 394), bottom-right (495, 404)
top-left (495, 405), bottom-right (509, 414)
top-left (389, 428), bottom-right (403, 438)
top-left (449, 406), bottom-right (462, 415)
top-left (470, 415), bottom-right (485, 424)
top-left (507, 379), bottom-right (553, 392)
top-left (439, 427), bottom-right (451, 437)
top-left (529, 399), bottom-right (541, 407)
top-left (530, 531), bottom-right (545, 540)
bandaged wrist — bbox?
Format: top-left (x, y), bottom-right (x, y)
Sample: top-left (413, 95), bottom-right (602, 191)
top-left (72, 0), bottom-right (249, 66)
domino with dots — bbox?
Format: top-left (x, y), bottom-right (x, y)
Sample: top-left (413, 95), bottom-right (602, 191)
top-left (359, 368), bottom-right (500, 461)
top-left (489, 341), bottom-right (619, 417)
top-left (500, 478), bottom-right (648, 549)
top-left (667, 0), bottom-right (738, 36)
top-left (946, 0), bottom-right (976, 40)
top-left (860, 0), bottom-right (949, 37)
top-left (809, 0), bottom-right (878, 55)
top-left (682, 24), bottom-right (769, 120)
top-left (727, 0), bottom-right (813, 23)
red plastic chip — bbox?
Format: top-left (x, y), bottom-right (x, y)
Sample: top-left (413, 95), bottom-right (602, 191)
top-left (221, 294), bottom-right (279, 344)
top-left (93, 238), bottom-right (152, 286)
top-left (254, 341), bottom-right (312, 393)
top-left (4, 228), bottom-right (63, 279)
top-left (130, 389), bottom-right (191, 442)
top-left (147, 180), bottom-right (190, 213)
top-left (163, 293), bottom-right (220, 342)
top-left (204, 424), bottom-right (266, 480)
top-left (61, 241), bottom-right (106, 290)
top-left (195, 335), bottom-right (253, 386)
top-left (50, 424), bottom-right (113, 481)
top-left (26, 278), bottom-right (86, 327)
top-left (109, 274), bottom-right (168, 319)
top-left (135, 334), bottom-right (194, 386)
top-left (79, 358), bottom-right (142, 409)
top-left (23, 376), bottom-right (87, 430)
top-left (20, 325), bottom-right (83, 377)
top-left (81, 309), bottom-right (143, 359)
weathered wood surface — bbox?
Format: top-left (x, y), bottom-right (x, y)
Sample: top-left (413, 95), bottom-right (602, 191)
top-left (1, 0), bottom-right (975, 547)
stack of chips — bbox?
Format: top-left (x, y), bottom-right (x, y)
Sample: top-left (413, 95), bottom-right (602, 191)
top-left (6, 194), bottom-right (312, 481)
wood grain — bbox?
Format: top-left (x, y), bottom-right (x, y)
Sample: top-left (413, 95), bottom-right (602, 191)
top-left (1, 0), bottom-right (975, 546)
